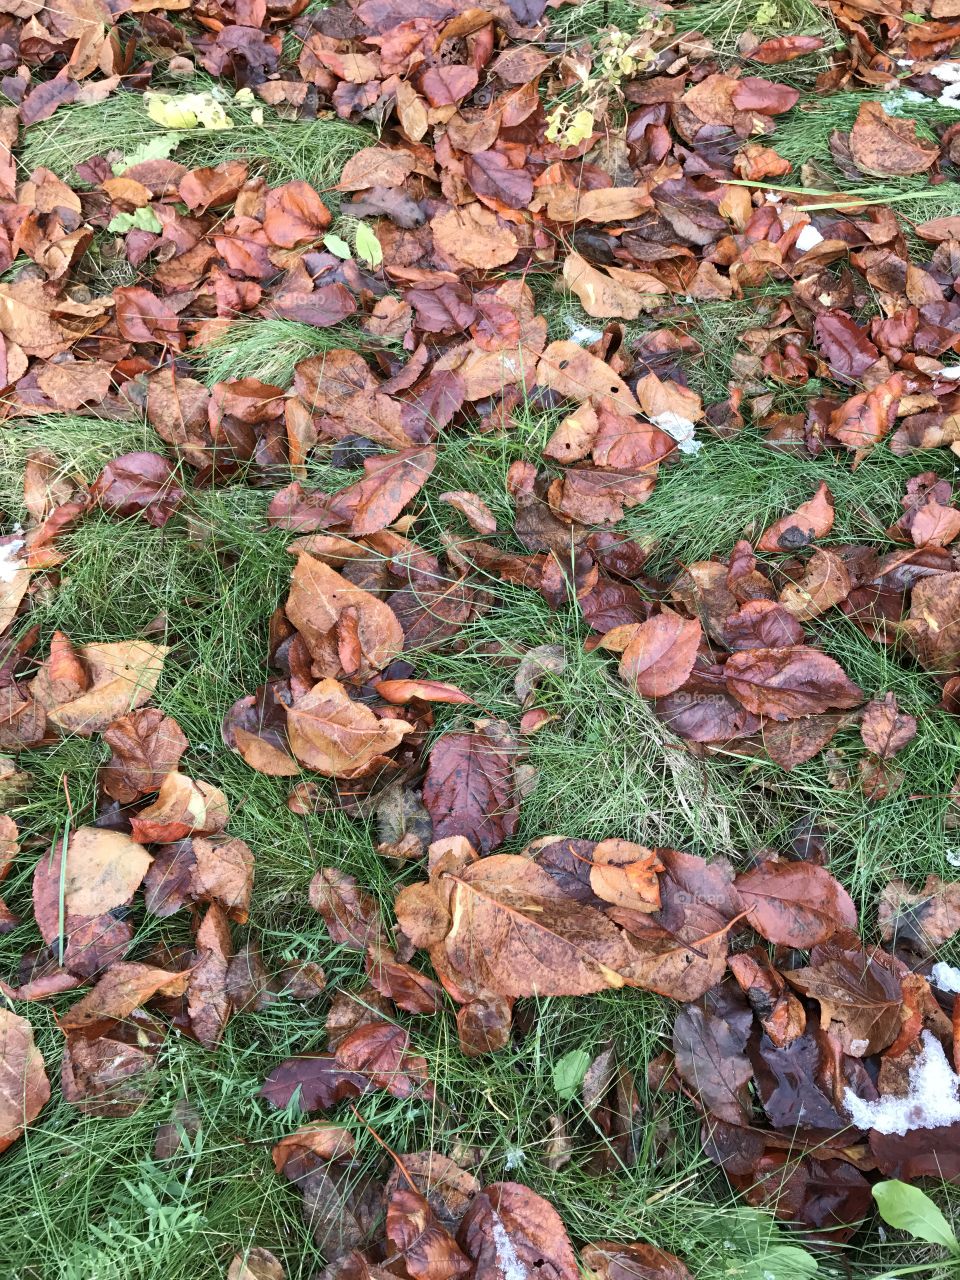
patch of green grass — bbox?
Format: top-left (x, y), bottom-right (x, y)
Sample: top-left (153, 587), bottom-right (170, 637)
top-left (194, 316), bottom-right (401, 389)
top-left (19, 83), bottom-right (370, 195)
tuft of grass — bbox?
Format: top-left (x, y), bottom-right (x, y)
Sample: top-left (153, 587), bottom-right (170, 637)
top-left (19, 83), bottom-right (371, 195)
top-left (193, 316), bottom-right (403, 389)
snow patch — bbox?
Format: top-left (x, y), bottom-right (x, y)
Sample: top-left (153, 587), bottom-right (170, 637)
top-left (490, 1214), bottom-right (527, 1280)
top-left (940, 366), bottom-right (960, 380)
top-left (565, 319), bottom-right (604, 347)
top-left (938, 83), bottom-right (960, 110)
top-left (932, 62), bottom-right (960, 82)
top-left (932, 961), bottom-right (960, 994)
top-left (843, 1031), bottom-right (960, 1135)
top-left (650, 410), bottom-right (702, 457)
top-left (0, 539), bottom-right (25, 584)
top-left (795, 224), bottom-right (824, 253)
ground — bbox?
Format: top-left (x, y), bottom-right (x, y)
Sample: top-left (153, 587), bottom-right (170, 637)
top-left (3, 0), bottom-right (960, 1278)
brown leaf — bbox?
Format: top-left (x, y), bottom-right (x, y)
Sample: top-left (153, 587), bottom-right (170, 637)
top-left (259, 1054), bottom-right (370, 1112)
top-left (0, 1009), bottom-right (49, 1154)
top-left (581, 1241), bottom-right (692, 1280)
top-left (374, 680), bottom-right (473, 706)
top-left (334, 1020), bottom-right (430, 1098)
top-left (432, 205), bottom-right (518, 270)
top-left (464, 150), bottom-right (533, 208)
top-left (618, 611), bottom-right (702, 698)
top-left (366, 949), bottom-right (442, 1014)
top-left (779, 549), bottom-right (851, 621)
top-left (537, 341), bottom-right (640, 416)
top-left (438, 491), bottom-right (497, 534)
top-left (429, 854), bottom-right (638, 996)
top-left (757, 483), bottom-right (834, 553)
top-left (92, 452), bottom-right (184, 528)
top-left (456, 994), bottom-right (512, 1056)
top-left (762, 714), bottom-right (844, 770)
top-left (129, 772), bottom-right (229, 843)
top-left (589, 841), bottom-right (663, 914)
top-left (785, 942), bottom-right (903, 1055)
top-left (849, 102), bottom-right (939, 177)
top-left (860, 693), bottom-right (917, 758)
top-left (878, 875), bottom-right (960, 955)
top-left (423, 723), bottom-right (519, 854)
top-left (724, 646), bottom-right (863, 720)
top-left (672, 1004), bottom-right (753, 1124)
top-left (271, 447), bottom-right (436, 536)
top-left (286, 553), bottom-right (404, 681)
top-left (191, 836), bottom-right (254, 923)
top-left (386, 1187), bottom-right (472, 1280)
top-left (101, 708), bottom-right (188, 803)
top-left (421, 65), bottom-right (479, 107)
top-left (32, 639), bottom-right (167, 736)
top-left (61, 1015), bottom-right (162, 1118)
top-left (263, 181), bottom-right (331, 247)
top-left (272, 1122), bottom-right (356, 1178)
top-left (310, 868), bottom-right (385, 951)
top-left (901, 572), bottom-right (960, 673)
top-left (188, 902), bottom-right (233, 1049)
top-left (616, 849), bottom-right (741, 1000)
top-left (60, 826), bottom-right (152, 918)
top-left (287, 678), bottom-right (413, 776)
top-left (748, 35), bottom-right (825, 62)
top-left (60, 962), bottom-right (190, 1029)
top-left (227, 1248), bottom-right (286, 1280)
top-left (457, 1182), bottom-right (578, 1280)
top-left (735, 861), bottom-right (857, 947)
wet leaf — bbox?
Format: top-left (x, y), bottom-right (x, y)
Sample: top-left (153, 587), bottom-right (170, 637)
top-left (423, 724), bottom-right (519, 854)
top-left (0, 1010), bottom-right (49, 1154)
top-left (735, 861), bottom-right (857, 947)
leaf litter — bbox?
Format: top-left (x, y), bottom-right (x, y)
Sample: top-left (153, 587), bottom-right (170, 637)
top-left (3, 0), bottom-right (960, 1273)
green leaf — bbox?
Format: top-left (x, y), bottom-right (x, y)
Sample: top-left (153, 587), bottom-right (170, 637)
top-left (107, 206), bottom-right (163, 235)
top-left (111, 132), bottom-right (182, 175)
top-left (323, 233), bottom-right (353, 260)
top-left (552, 1048), bottom-right (591, 1101)
top-left (737, 1247), bottom-right (819, 1279)
top-left (354, 221), bottom-right (383, 268)
top-left (873, 1181), bottom-right (959, 1252)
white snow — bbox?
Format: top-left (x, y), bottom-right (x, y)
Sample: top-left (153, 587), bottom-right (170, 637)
top-left (948, 849), bottom-right (960, 868)
top-left (940, 366), bottom-right (960, 380)
top-left (565, 320), bottom-right (604, 346)
top-left (651, 410), bottom-right (702, 457)
top-left (938, 83), bottom-right (960, 110)
top-left (491, 1213), bottom-right (527, 1280)
top-left (848, 1038), bottom-right (870, 1056)
top-left (932, 961), bottom-right (960, 994)
top-left (0, 539), bottom-right (25, 584)
top-left (795, 224), bottom-right (824, 253)
top-left (932, 62), bottom-right (960, 82)
top-left (843, 1031), bottom-right (960, 1135)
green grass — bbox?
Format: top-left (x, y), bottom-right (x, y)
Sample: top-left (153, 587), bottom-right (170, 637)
top-left (3, 402), bottom-right (960, 1276)
top-left (19, 81), bottom-right (371, 196)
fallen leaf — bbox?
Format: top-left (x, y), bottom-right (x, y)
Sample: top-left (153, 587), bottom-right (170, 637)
top-left (422, 724), bottom-right (519, 854)
top-left (860, 694), bottom-right (917, 758)
top-left (0, 1010), bottom-right (49, 1154)
top-left (724, 646), bottom-right (863, 720)
top-left (735, 861), bottom-right (858, 947)
top-left (618, 611), bottom-right (703, 698)
top-left (60, 826), bottom-right (152, 918)
top-left (129, 771), bottom-right (229, 843)
top-left (457, 1182), bottom-right (578, 1280)
top-left (287, 679), bottom-right (413, 776)
top-left (850, 102), bottom-right (939, 177)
